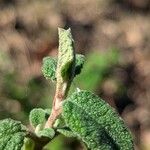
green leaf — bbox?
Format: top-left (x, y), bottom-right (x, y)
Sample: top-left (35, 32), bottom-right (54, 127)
top-left (57, 28), bottom-right (75, 82)
top-left (42, 54), bottom-right (85, 81)
top-left (53, 117), bottom-right (66, 128)
top-left (63, 101), bottom-right (117, 149)
top-left (29, 108), bottom-right (51, 128)
top-left (37, 128), bottom-right (55, 139)
top-left (0, 118), bottom-right (27, 150)
top-left (62, 91), bottom-right (134, 150)
top-left (42, 56), bottom-right (57, 81)
top-left (74, 54), bottom-right (85, 76)
top-left (57, 127), bottom-right (76, 138)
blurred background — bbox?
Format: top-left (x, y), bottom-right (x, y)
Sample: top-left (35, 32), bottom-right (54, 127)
top-left (0, 0), bottom-right (150, 149)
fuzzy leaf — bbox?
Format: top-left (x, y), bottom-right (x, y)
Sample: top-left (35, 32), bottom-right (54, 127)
top-left (0, 118), bottom-right (27, 150)
top-left (42, 54), bottom-right (85, 81)
top-left (63, 101), bottom-right (117, 149)
top-left (53, 117), bottom-right (66, 128)
top-left (42, 57), bottom-right (57, 81)
top-left (37, 128), bottom-right (55, 139)
top-left (57, 127), bottom-right (76, 138)
top-left (57, 28), bottom-right (75, 82)
top-left (62, 91), bottom-right (134, 150)
top-left (29, 108), bottom-right (51, 128)
top-left (74, 54), bottom-right (85, 76)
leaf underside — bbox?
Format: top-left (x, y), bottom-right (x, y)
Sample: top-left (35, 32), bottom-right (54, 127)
top-left (0, 118), bottom-right (27, 150)
top-left (62, 91), bottom-right (134, 150)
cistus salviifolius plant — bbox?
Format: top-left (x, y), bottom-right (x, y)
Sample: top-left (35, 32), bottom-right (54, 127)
top-left (0, 28), bottom-right (134, 150)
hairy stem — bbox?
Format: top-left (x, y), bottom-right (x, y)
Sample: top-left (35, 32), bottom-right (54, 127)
top-left (45, 81), bottom-right (71, 128)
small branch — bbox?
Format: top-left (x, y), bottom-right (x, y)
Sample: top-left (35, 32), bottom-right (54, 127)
top-left (44, 107), bottom-right (61, 128)
top-left (45, 65), bottom-right (75, 128)
top-left (45, 82), bottom-right (69, 128)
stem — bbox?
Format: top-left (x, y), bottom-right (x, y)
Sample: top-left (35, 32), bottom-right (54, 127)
top-left (45, 81), bottom-right (71, 128)
top-left (45, 63), bottom-right (75, 128)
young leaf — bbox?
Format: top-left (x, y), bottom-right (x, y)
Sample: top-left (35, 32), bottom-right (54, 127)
top-left (42, 54), bottom-right (85, 81)
top-left (42, 57), bottom-right (57, 81)
top-left (74, 54), bottom-right (85, 76)
top-left (62, 91), bottom-right (134, 150)
top-left (57, 28), bottom-right (75, 82)
top-left (37, 128), bottom-right (55, 139)
top-left (29, 108), bottom-right (51, 128)
top-left (0, 118), bottom-right (27, 150)
top-left (53, 117), bottom-right (66, 128)
top-left (57, 127), bottom-right (77, 138)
